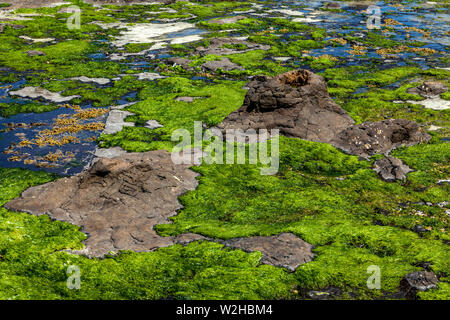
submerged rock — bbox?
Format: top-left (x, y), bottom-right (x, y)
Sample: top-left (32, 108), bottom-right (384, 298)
top-left (373, 156), bottom-right (413, 182)
top-left (216, 69), bottom-right (354, 143)
top-left (5, 150), bottom-right (202, 257)
top-left (223, 233), bottom-right (314, 272)
top-left (9, 86), bottom-right (80, 103)
top-left (331, 119), bottom-right (431, 159)
top-left (400, 271), bottom-right (438, 299)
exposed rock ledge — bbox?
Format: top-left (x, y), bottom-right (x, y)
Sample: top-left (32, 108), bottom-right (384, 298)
top-left (5, 150), bottom-right (202, 257)
top-left (216, 69), bottom-right (431, 160)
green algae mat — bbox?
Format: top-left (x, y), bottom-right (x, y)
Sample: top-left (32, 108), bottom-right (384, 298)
top-left (0, 0), bottom-right (449, 300)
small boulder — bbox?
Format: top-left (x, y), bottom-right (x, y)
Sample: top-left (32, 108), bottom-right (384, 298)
top-left (373, 156), bottom-right (413, 182)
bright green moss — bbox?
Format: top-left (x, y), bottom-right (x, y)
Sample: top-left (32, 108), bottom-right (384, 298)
top-left (98, 77), bottom-right (246, 151)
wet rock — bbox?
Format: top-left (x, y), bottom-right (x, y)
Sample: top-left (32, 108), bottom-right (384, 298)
top-left (202, 58), bottom-right (244, 72)
top-left (373, 156), bottom-right (413, 182)
top-left (195, 37), bottom-right (270, 56)
top-left (5, 150), bottom-right (201, 257)
top-left (208, 15), bottom-right (246, 25)
top-left (332, 119), bottom-right (431, 159)
top-left (400, 271), bottom-right (438, 299)
top-left (216, 69), bottom-right (354, 143)
top-left (9, 86), bottom-right (80, 103)
top-left (223, 233), bottom-right (314, 272)
top-left (407, 81), bottom-right (448, 98)
top-left (413, 225), bottom-right (429, 234)
top-left (25, 50), bottom-right (46, 57)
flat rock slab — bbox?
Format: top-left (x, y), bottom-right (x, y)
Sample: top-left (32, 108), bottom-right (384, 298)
top-left (9, 86), bottom-right (80, 103)
top-left (103, 109), bottom-right (135, 135)
top-left (223, 233), bottom-right (314, 272)
top-left (373, 156), bottom-right (413, 182)
top-left (5, 150), bottom-right (202, 257)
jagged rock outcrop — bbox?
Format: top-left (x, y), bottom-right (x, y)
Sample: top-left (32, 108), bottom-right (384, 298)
top-left (5, 150), bottom-right (204, 257)
top-left (216, 69), bottom-right (355, 143)
top-left (373, 156), bottom-right (413, 182)
top-left (223, 233), bottom-right (314, 272)
top-left (216, 69), bottom-right (431, 160)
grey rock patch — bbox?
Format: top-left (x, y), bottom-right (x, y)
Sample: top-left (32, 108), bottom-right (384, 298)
top-left (25, 50), bottom-right (46, 56)
top-left (134, 72), bottom-right (166, 81)
top-left (19, 35), bottom-right (55, 43)
top-left (69, 76), bottom-right (111, 85)
top-left (166, 57), bottom-right (194, 71)
top-left (145, 119), bottom-right (163, 129)
top-left (103, 109), bottom-right (135, 135)
top-left (223, 233), bottom-right (314, 272)
top-left (94, 146), bottom-right (127, 159)
top-left (175, 96), bottom-right (204, 103)
top-left (373, 157), bottom-right (413, 182)
top-left (202, 58), bottom-right (243, 72)
top-left (9, 86), bottom-right (80, 103)
top-left (208, 15), bottom-right (246, 25)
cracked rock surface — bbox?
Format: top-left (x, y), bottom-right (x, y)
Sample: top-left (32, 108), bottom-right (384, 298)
top-left (223, 233), bottom-right (314, 272)
top-left (5, 150), bottom-right (203, 257)
top-left (331, 119), bottom-right (431, 159)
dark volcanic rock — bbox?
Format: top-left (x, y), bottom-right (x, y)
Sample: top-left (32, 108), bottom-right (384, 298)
top-left (5, 150), bottom-right (204, 257)
top-left (331, 119), bottom-right (431, 159)
top-left (216, 69), bottom-right (355, 143)
top-left (407, 81), bottom-right (448, 98)
top-left (400, 271), bottom-right (438, 299)
top-left (373, 156), bottom-right (413, 182)
top-left (202, 57), bottom-right (244, 72)
top-left (223, 233), bottom-right (314, 272)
